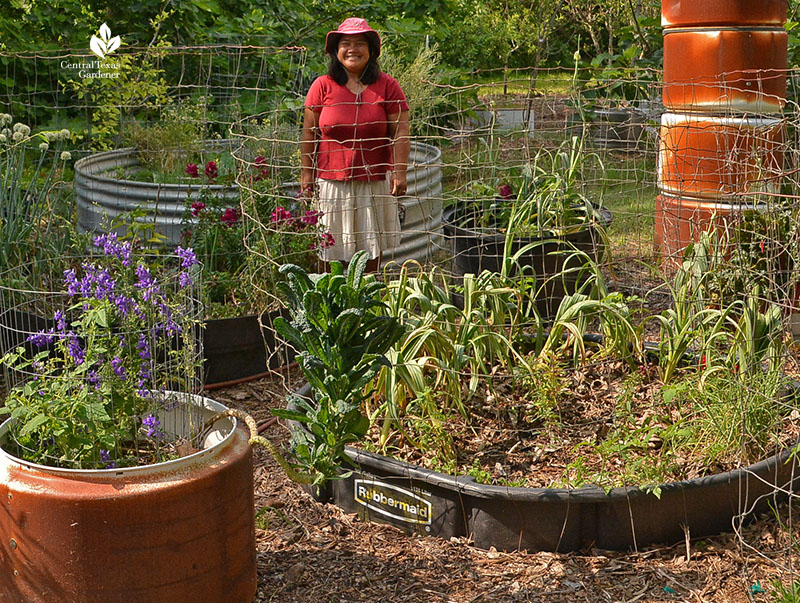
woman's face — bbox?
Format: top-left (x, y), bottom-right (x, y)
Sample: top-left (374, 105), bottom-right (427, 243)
top-left (337, 34), bottom-right (370, 77)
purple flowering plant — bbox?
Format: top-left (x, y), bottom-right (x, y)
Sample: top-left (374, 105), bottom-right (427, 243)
top-left (0, 233), bottom-right (201, 469)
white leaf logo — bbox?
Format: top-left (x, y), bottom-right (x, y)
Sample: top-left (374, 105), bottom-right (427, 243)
top-left (89, 23), bottom-right (121, 59)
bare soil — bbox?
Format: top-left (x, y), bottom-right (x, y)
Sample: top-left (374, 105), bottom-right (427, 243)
top-left (214, 370), bottom-right (800, 603)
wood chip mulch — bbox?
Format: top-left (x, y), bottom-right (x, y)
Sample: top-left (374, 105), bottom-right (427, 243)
top-left (213, 369), bottom-right (800, 603)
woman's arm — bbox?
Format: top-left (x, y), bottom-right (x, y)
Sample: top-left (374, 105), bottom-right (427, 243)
top-left (387, 110), bottom-right (410, 196)
top-left (300, 107), bottom-right (319, 196)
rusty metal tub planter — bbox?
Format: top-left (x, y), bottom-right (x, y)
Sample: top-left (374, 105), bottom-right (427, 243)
top-left (661, 0), bottom-right (787, 28)
top-left (654, 193), bottom-right (768, 268)
top-left (0, 393), bottom-right (257, 603)
top-left (662, 27), bottom-right (787, 114)
top-left (292, 383), bottom-right (800, 553)
top-left (658, 113), bottom-right (785, 201)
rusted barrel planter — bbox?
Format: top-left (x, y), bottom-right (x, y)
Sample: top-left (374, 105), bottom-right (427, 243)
top-left (663, 28), bottom-right (787, 113)
top-left (657, 0), bottom-right (788, 265)
top-left (655, 193), bottom-right (764, 267)
top-left (0, 394), bottom-right (256, 603)
top-left (661, 0), bottom-right (787, 28)
top-left (658, 113), bottom-right (785, 199)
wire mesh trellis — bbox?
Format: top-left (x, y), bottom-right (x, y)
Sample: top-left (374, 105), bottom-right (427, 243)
top-left (5, 41), bottom-right (800, 575)
top-left (0, 253), bottom-right (204, 470)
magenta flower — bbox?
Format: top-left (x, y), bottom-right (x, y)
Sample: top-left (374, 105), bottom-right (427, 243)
top-left (254, 155), bottom-right (269, 180)
top-left (301, 210), bottom-right (322, 227)
top-left (190, 201), bottom-right (206, 217)
top-left (498, 184), bottom-right (513, 199)
top-left (185, 163), bottom-right (199, 178)
top-left (320, 232), bottom-right (335, 249)
top-left (271, 206), bottom-right (293, 224)
top-left (204, 160), bottom-right (218, 180)
top-left (221, 208), bottom-right (239, 227)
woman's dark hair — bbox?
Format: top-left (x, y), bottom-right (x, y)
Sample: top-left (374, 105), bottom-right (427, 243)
top-left (327, 34), bottom-right (381, 85)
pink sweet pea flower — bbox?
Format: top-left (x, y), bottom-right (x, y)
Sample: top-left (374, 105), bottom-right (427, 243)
top-left (254, 155), bottom-right (270, 180)
top-left (190, 201), bottom-right (206, 217)
top-left (220, 207), bottom-right (239, 226)
top-left (301, 210), bottom-right (322, 227)
top-left (271, 206), bottom-right (293, 224)
top-left (185, 163), bottom-right (199, 178)
top-left (498, 184), bottom-right (513, 199)
top-left (204, 160), bottom-right (218, 180)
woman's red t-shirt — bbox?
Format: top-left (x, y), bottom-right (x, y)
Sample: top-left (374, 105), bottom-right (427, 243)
top-left (305, 73), bottom-right (409, 181)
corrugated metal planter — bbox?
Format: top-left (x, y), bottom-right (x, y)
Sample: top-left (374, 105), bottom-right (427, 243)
top-left (282, 142), bottom-right (443, 265)
top-left (386, 142), bottom-right (443, 264)
top-left (658, 112), bottom-right (784, 199)
top-left (663, 28), bottom-right (787, 113)
top-left (76, 142), bottom-right (442, 263)
top-left (75, 145), bottom-right (239, 247)
top-left (662, 0), bottom-right (787, 27)
top-left (654, 193), bottom-right (765, 268)
top-left (0, 393), bottom-right (256, 603)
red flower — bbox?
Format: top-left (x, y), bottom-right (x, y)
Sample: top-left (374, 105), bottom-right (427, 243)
top-left (180, 228), bottom-right (192, 242)
top-left (220, 207), bottom-right (239, 226)
top-left (759, 240), bottom-right (765, 254)
top-left (185, 163), bottom-right (199, 178)
top-left (699, 355), bottom-right (707, 370)
top-left (498, 184), bottom-right (513, 199)
top-left (190, 201), bottom-right (206, 217)
top-left (254, 155), bottom-right (270, 180)
top-left (271, 206), bottom-right (293, 224)
top-left (204, 160), bottom-right (218, 180)
top-left (301, 210), bottom-right (322, 227)
top-left (320, 232), bottom-right (335, 248)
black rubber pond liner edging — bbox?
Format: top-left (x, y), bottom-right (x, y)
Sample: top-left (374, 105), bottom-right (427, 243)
top-left (290, 381), bottom-right (800, 553)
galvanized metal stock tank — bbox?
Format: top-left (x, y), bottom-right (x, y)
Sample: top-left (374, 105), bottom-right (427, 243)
top-left (75, 145), bottom-right (239, 247)
top-left (0, 394), bottom-right (257, 603)
top-left (75, 142), bottom-right (443, 263)
top-left (279, 142), bottom-right (443, 265)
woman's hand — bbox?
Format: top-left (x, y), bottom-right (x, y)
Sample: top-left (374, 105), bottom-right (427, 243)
top-left (390, 172), bottom-right (407, 197)
top-left (300, 172), bottom-right (316, 198)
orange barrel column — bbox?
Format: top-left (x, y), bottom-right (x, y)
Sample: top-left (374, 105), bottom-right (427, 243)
top-left (657, 0), bottom-right (787, 267)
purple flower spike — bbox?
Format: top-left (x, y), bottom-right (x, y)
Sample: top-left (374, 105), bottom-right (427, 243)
top-left (136, 333), bottom-right (151, 359)
top-left (99, 449), bottom-right (118, 469)
top-left (87, 370), bottom-right (101, 389)
top-left (176, 246), bottom-right (198, 269)
top-left (27, 331), bottom-right (54, 348)
top-left (142, 414), bottom-right (164, 439)
top-left (111, 355), bottom-right (126, 380)
top-left (66, 334), bottom-right (85, 365)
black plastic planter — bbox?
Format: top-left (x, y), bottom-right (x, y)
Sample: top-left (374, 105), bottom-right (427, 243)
top-left (322, 439), bottom-right (800, 553)
top-left (292, 384), bottom-right (800, 552)
top-left (203, 308), bottom-right (291, 385)
top-left (590, 107), bottom-right (646, 152)
top-left (442, 205), bottom-right (612, 317)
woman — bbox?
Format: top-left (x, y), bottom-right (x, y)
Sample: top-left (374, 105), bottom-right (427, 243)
top-left (301, 17), bottom-right (410, 273)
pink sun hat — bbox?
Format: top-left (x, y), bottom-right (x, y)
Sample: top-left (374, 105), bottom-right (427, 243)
top-left (325, 17), bottom-right (381, 56)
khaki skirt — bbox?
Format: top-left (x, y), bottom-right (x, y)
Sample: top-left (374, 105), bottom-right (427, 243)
top-left (316, 177), bottom-right (401, 262)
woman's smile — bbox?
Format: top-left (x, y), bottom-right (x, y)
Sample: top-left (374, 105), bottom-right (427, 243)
top-left (337, 34), bottom-right (370, 75)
